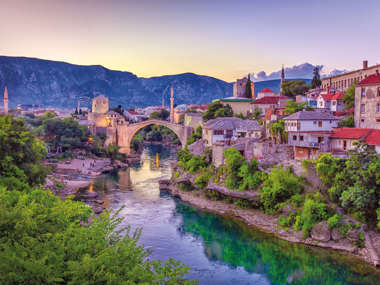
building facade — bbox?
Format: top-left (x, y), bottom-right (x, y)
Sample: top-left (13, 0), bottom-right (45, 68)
top-left (203, 117), bottom-right (262, 147)
top-left (321, 60), bottom-right (380, 91)
top-left (233, 76), bottom-right (254, 98)
top-left (354, 73), bottom-right (380, 129)
top-left (284, 111), bottom-right (338, 159)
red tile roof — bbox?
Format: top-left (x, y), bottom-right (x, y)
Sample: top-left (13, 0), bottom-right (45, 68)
top-left (252, 96), bottom-right (289, 105)
top-left (331, 128), bottom-right (372, 140)
top-left (357, 73), bottom-right (380, 86)
top-left (127, 110), bottom-right (138, 115)
top-left (321, 92), bottom-right (344, 101)
top-left (366, 130), bottom-right (380, 146)
top-left (259, 88), bottom-right (274, 93)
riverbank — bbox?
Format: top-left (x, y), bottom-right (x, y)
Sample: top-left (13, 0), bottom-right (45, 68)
top-left (44, 156), bottom-right (128, 196)
top-left (160, 178), bottom-right (380, 268)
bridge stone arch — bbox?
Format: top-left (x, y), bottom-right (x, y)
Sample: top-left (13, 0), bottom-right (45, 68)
top-left (116, 119), bottom-right (192, 154)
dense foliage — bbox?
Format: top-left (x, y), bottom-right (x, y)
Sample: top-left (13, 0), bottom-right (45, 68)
top-left (261, 167), bottom-right (303, 213)
top-left (338, 115), bottom-right (355, 128)
top-left (203, 102), bottom-right (233, 121)
top-left (284, 100), bottom-right (312, 115)
top-left (149, 109), bottom-right (170, 120)
top-left (0, 115), bottom-right (47, 187)
top-left (343, 82), bottom-right (356, 110)
top-left (315, 145), bottom-right (380, 227)
top-left (281, 80), bottom-right (311, 98)
top-left (223, 148), bottom-right (263, 191)
top-left (186, 126), bottom-right (202, 145)
top-left (269, 120), bottom-right (287, 144)
top-left (131, 125), bottom-right (180, 152)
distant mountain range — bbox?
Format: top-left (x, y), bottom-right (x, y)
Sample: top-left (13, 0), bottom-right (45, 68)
top-left (0, 56), bottom-right (310, 109)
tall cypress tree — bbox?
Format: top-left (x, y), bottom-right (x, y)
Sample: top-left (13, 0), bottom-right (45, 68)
top-left (311, 67), bottom-right (322, 89)
top-left (244, 74), bottom-right (253, 98)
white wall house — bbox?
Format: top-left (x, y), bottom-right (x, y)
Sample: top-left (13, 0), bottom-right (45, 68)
top-left (203, 117), bottom-right (262, 147)
top-left (284, 111), bottom-right (338, 159)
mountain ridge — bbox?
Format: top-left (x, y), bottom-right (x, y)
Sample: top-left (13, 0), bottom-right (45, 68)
top-left (0, 56), bottom-right (309, 109)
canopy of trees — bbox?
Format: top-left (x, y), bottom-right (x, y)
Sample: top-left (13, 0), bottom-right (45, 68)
top-left (281, 80), bottom-right (311, 98)
top-left (149, 109), bottom-right (170, 120)
top-left (203, 102), bottom-right (233, 121)
top-left (315, 144), bottom-right (380, 227)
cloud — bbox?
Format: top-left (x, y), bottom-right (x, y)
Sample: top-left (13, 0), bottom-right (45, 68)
top-left (249, 63), bottom-right (349, 81)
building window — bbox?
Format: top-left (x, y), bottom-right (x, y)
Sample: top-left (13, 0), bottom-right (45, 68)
top-left (360, 104), bottom-right (365, 113)
top-left (214, 130), bottom-right (223, 135)
top-left (318, 121), bottom-right (322, 127)
top-left (300, 135), bottom-right (304, 141)
top-left (313, 120), bottom-right (317, 124)
top-left (361, 119), bottom-right (365, 123)
top-left (377, 119), bottom-right (380, 123)
top-left (318, 136), bottom-right (324, 143)
top-left (377, 104), bottom-right (380, 113)
top-left (332, 101), bottom-right (336, 106)
top-left (361, 88), bottom-right (366, 97)
top-left (378, 87), bottom-right (380, 97)
top-left (293, 135), bottom-right (297, 141)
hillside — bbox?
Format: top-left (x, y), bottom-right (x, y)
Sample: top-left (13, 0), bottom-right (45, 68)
top-left (0, 56), bottom-right (311, 109)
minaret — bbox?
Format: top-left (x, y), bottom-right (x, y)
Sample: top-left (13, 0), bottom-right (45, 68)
top-left (280, 65), bottom-right (285, 94)
top-left (4, 86), bottom-right (8, 115)
top-left (170, 87), bottom-right (174, 123)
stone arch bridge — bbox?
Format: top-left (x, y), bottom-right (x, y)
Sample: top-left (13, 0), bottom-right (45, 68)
top-left (106, 119), bottom-right (192, 154)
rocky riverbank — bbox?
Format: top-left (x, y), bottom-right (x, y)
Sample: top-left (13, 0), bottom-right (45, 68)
top-left (160, 177), bottom-right (380, 268)
top-left (44, 156), bottom-right (128, 213)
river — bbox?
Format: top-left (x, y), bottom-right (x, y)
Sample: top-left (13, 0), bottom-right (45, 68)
top-left (81, 145), bottom-right (380, 284)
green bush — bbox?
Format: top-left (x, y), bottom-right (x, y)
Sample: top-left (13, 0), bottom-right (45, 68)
top-left (194, 172), bottom-right (212, 189)
top-left (296, 199), bottom-right (329, 238)
top-left (261, 167), bottom-right (303, 213)
top-left (327, 214), bottom-right (341, 229)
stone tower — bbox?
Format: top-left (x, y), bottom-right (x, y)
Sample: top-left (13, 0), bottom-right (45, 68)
top-left (280, 65), bottom-right (285, 94)
top-left (170, 87), bottom-right (174, 123)
top-left (91, 94), bottom-right (109, 114)
top-left (4, 86), bottom-right (8, 115)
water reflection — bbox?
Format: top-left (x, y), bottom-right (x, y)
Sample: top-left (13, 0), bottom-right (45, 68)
top-left (87, 145), bottom-right (380, 285)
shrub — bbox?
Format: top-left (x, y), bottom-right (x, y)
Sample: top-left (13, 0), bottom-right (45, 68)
top-left (194, 172), bottom-right (212, 189)
top-left (261, 167), bottom-right (303, 213)
top-left (327, 214), bottom-right (341, 229)
top-left (297, 199), bottom-right (329, 238)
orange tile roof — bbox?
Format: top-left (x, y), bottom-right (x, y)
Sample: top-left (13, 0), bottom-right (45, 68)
top-left (357, 73), bottom-right (380, 86)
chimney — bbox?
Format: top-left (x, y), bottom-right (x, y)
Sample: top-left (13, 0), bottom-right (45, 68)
top-left (363, 60), bottom-right (368, 69)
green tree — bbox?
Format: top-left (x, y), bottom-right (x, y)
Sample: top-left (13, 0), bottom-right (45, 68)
top-left (203, 102), bottom-right (233, 121)
top-left (252, 107), bottom-right (262, 120)
top-left (281, 80), bottom-right (311, 98)
top-left (311, 67), bottom-right (322, 89)
top-left (244, 74), bottom-right (253, 99)
top-left (284, 100), bottom-right (309, 115)
top-left (0, 115), bottom-right (47, 187)
top-left (150, 109), bottom-right (170, 120)
top-left (187, 126), bottom-right (202, 145)
top-left (339, 115), bottom-right (354, 127)
top-left (343, 82), bottom-right (356, 109)
top-left (111, 104), bottom-right (124, 116)
top-left (261, 167), bottom-right (303, 213)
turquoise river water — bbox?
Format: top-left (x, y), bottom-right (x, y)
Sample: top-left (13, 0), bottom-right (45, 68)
top-left (82, 145), bottom-right (380, 285)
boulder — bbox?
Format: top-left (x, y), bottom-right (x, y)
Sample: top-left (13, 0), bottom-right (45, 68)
top-left (311, 221), bottom-right (331, 242)
top-left (347, 230), bottom-right (360, 242)
top-left (331, 227), bottom-right (343, 241)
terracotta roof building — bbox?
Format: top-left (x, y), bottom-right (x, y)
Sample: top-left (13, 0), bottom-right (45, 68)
top-left (354, 73), bottom-right (380, 129)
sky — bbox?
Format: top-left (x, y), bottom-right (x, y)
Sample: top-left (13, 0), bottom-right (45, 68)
top-left (1, 0), bottom-right (380, 81)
